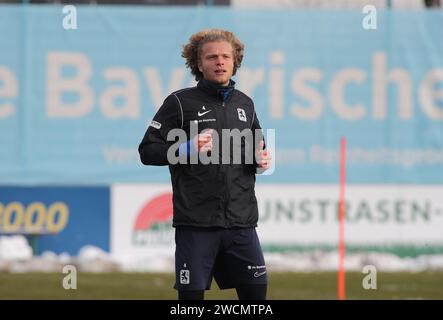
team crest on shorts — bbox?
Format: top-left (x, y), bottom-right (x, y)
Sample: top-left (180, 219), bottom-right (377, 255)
top-left (180, 269), bottom-right (190, 284)
top-left (237, 108), bottom-right (247, 122)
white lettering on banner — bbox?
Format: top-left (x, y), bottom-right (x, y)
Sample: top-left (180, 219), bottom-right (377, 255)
top-left (372, 52), bottom-right (413, 120)
top-left (291, 68), bottom-right (324, 120)
top-left (0, 66), bottom-right (18, 119)
top-left (309, 145), bottom-right (443, 168)
top-left (236, 68), bottom-right (264, 106)
top-left (100, 68), bottom-right (140, 118)
top-left (260, 198), bottom-right (434, 224)
top-left (47, 52), bottom-right (95, 118)
top-left (329, 69), bottom-right (367, 120)
top-left (269, 51), bottom-right (285, 119)
top-left (39, 51), bottom-right (443, 121)
top-left (419, 70), bottom-right (443, 120)
top-left (270, 146), bottom-right (443, 167)
top-left (289, 52), bottom-right (414, 121)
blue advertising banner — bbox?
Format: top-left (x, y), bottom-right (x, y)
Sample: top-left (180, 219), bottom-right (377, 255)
top-left (0, 6), bottom-right (442, 184)
top-left (0, 186), bottom-right (109, 255)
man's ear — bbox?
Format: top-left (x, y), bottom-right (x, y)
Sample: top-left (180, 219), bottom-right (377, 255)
top-left (198, 62), bottom-right (203, 72)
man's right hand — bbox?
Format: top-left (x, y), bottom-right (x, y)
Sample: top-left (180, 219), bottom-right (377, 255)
top-left (194, 129), bottom-right (213, 153)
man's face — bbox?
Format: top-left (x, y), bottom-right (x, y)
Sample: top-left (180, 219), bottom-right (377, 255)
top-left (198, 41), bottom-right (234, 86)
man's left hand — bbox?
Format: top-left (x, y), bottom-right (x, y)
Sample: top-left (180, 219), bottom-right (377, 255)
top-left (255, 140), bottom-right (272, 171)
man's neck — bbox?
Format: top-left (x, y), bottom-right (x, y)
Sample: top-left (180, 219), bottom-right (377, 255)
top-left (202, 78), bottom-right (234, 89)
top-left (199, 78), bottom-right (235, 101)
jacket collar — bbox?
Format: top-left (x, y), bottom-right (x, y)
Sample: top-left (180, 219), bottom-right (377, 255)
top-left (197, 78), bottom-right (235, 102)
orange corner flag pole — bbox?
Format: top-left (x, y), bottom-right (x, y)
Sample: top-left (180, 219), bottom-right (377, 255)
top-left (338, 136), bottom-right (346, 300)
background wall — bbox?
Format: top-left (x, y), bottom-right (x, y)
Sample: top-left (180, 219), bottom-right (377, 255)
top-left (1, 5), bottom-right (442, 257)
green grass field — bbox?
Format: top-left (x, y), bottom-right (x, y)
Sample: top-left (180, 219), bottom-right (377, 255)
top-left (0, 271), bottom-right (442, 300)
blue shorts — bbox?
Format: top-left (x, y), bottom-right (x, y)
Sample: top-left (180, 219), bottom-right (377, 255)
top-left (174, 226), bottom-right (268, 291)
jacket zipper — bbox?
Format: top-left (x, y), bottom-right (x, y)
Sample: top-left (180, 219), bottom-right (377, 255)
top-left (222, 101), bottom-right (232, 224)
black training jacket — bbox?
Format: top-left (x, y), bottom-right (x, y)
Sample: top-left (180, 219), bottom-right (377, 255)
top-left (138, 80), bottom-right (264, 228)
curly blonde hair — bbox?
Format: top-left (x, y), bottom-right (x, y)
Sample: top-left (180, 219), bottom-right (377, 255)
top-left (182, 29), bottom-right (245, 81)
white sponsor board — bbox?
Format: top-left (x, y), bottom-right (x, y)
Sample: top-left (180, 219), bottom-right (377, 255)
top-left (111, 184), bottom-right (174, 267)
top-left (256, 185), bottom-right (443, 246)
top-left (111, 184), bottom-right (443, 258)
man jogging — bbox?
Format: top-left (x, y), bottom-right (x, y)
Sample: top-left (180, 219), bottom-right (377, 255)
top-left (139, 29), bottom-right (272, 300)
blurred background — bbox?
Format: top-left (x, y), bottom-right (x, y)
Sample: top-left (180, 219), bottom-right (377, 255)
top-left (0, 0), bottom-right (442, 299)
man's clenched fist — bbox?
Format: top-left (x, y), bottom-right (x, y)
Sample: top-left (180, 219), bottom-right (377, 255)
top-left (194, 129), bottom-right (213, 153)
top-left (255, 140), bottom-right (272, 170)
